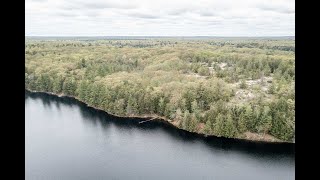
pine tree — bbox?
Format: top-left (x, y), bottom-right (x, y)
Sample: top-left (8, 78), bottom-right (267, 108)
top-left (96, 84), bottom-right (106, 109)
top-left (91, 84), bottom-right (101, 106)
top-left (263, 65), bottom-right (271, 76)
top-left (85, 84), bottom-right (94, 105)
top-left (270, 99), bottom-right (294, 141)
top-left (191, 100), bottom-right (200, 120)
top-left (81, 58), bottom-right (86, 68)
top-left (183, 90), bottom-right (195, 112)
top-left (259, 106), bottom-right (272, 134)
top-left (182, 110), bottom-right (191, 130)
top-left (224, 114), bottom-right (237, 138)
top-left (213, 114), bottom-right (225, 137)
top-left (175, 108), bottom-right (183, 127)
top-left (53, 75), bottom-right (64, 94)
top-left (126, 95), bottom-right (138, 115)
top-left (114, 99), bottom-right (125, 115)
top-left (175, 108), bottom-right (183, 119)
top-left (204, 119), bottom-right (213, 134)
top-left (78, 80), bottom-right (89, 101)
top-left (25, 73), bottom-right (29, 88)
top-left (158, 97), bottom-right (166, 116)
top-left (189, 113), bottom-right (198, 132)
top-left (62, 78), bottom-right (77, 96)
top-left (243, 105), bottom-right (254, 131)
top-left (252, 107), bottom-right (261, 132)
top-left (238, 111), bottom-right (248, 133)
top-left (163, 101), bottom-right (172, 119)
top-left (240, 79), bottom-right (247, 89)
top-left (37, 74), bottom-right (52, 92)
top-left (195, 83), bottom-right (206, 109)
top-left (268, 82), bottom-right (276, 94)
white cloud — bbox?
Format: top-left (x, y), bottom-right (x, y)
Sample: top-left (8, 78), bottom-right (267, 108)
top-left (26, 0), bottom-right (295, 36)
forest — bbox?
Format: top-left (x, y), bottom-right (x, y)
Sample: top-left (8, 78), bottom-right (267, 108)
top-left (25, 37), bottom-right (295, 142)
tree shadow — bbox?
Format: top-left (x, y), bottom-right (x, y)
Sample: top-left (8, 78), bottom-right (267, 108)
top-left (25, 91), bottom-right (295, 161)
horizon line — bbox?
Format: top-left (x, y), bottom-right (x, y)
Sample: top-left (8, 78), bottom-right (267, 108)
top-left (26, 35), bottom-right (295, 37)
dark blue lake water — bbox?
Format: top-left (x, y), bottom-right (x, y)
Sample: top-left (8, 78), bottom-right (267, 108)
top-left (25, 92), bottom-right (295, 180)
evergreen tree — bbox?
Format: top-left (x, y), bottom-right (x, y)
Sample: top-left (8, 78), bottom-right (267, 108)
top-left (158, 97), bottom-right (166, 116)
top-left (238, 111), bottom-right (248, 133)
top-left (37, 74), bottom-right (52, 92)
top-left (243, 105), bottom-right (254, 131)
top-left (259, 106), bottom-right (272, 134)
top-left (62, 78), bottom-right (77, 96)
top-left (224, 114), bottom-right (237, 138)
top-left (240, 79), bottom-right (247, 89)
top-left (164, 102), bottom-right (176, 119)
top-left (25, 73), bottom-right (29, 88)
top-left (114, 99), bottom-right (126, 115)
top-left (189, 113), bottom-right (198, 132)
top-left (204, 119), bottom-right (213, 134)
top-left (191, 100), bottom-right (200, 120)
top-left (175, 108), bottom-right (183, 128)
top-left (203, 105), bottom-right (216, 126)
top-left (183, 90), bottom-right (195, 112)
top-left (213, 114), bottom-right (225, 137)
top-left (268, 82), bottom-right (276, 94)
top-left (182, 110), bottom-right (191, 130)
top-left (252, 107), bottom-right (261, 132)
top-left (53, 75), bottom-right (64, 94)
top-left (126, 95), bottom-right (138, 115)
top-left (25, 39), bottom-right (295, 142)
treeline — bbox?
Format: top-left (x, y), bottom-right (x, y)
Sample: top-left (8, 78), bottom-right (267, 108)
top-left (179, 50), bottom-right (294, 83)
top-left (25, 38), bottom-right (295, 142)
top-left (25, 71), bottom-right (294, 141)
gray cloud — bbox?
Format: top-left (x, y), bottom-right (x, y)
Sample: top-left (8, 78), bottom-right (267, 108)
top-left (28, 0), bottom-right (48, 2)
top-left (26, 0), bottom-right (295, 36)
top-left (196, 8), bottom-right (221, 17)
top-left (82, 2), bottom-right (110, 9)
top-left (256, 3), bottom-right (295, 14)
top-left (208, 21), bottom-right (223, 25)
top-left (199, 12), bottom-right (216, 17)
top-left (59, 1), bottom-right (136, 11)
top-left (129, 12), bottom-right (159, 19)
top-left (55, 11), bottom-right (78, 17)
top-left (82, 2), bottom-right (136, 10)
top-left (84, 10), bottom-right (101, 17)
top-left (167, 7), bottom-right (193, 16)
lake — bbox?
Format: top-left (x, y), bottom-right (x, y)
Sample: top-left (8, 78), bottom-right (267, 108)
top-left (25, 92), bottom-right (295, 180)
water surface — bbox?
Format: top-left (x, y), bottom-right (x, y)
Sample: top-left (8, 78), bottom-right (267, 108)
top-left (25, 92), bottom-right (295, 180)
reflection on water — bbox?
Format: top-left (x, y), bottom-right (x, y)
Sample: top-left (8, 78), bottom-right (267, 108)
top-left (25, 91), bottom-right (295, 156)
top-left (25, 91), bottom-right (295, 180)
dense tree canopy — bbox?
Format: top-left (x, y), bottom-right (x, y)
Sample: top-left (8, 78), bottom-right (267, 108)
top-left (25, 37), bottom-right (295, 142)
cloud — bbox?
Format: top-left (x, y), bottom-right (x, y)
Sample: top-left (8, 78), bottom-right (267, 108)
top-left (81, 1), bottom-right (136, 10)
top-left (199, 12), bottom-right (216, 17)
top-left (26, 0), bottom-right (295, 36)
top-left (58, 1), bottom-right (136, 11)
top-left (256, 1), bottom-right (295, 14)
top-left (27, 0), bottom-right (47, 2)
top-left (128, 12), bottom-right (160, 19)
top-left (259, 6), bottom-right (294, 14)
top-left (55, 11), bottom-right (78, 17)
top-left (167, 8), bottom-right (190, 16)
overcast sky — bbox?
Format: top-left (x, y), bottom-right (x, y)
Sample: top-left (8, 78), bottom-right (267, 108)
top-left (26, 0), bottom-right (295, 36)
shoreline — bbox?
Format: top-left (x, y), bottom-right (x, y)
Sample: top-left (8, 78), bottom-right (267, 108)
top-left (25, 89), bottom-right (294, 144)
